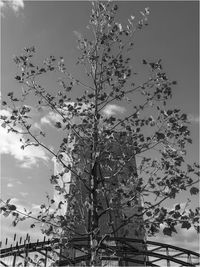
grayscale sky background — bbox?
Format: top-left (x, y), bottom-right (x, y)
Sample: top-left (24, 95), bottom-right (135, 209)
top-left (1, 0), bottom-right (199, 253)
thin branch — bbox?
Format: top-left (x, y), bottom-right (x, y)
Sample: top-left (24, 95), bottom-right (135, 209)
top-left (28, 80), bottom-right (87, 145)
top-left (20, 119), bottom-right (91, 193)
top-left (62, 69), bottom-right (95, 91)
top-left (110, 196), bottom-right (169, 236)
top-left (109, 101), bottom-right (148, 132)
top-left (0, 199), bottom-right (86, 236)
top-left (98, 81), bottom-right (150, 112)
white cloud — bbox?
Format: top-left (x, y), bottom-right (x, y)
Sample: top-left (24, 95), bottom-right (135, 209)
top-left (31, 203), bottom-right (54, 214)
top-left (0, 0), bottom-right (24, 14)
top-left (102, 104), bottom-right (126, 117)
top-left (2, 176), bottom-right (24, 185)
top-left (33, 122), bottom-right (42, 130)
top-left (19, 192), bottom-right (28, 197)
top-left (40, 102), bottom-right (95, 128)
top-left (150, 225), bottom-right (199, 254)
top-left (9, 198), bottom-right (46, 214)
top-left (40, 116), bottom-right (51, 125)
top-left (40, 111), bottom-right (61, 127)
top-left (7, 183), bottom-right (14, 188)
top-left (40, 106), bottom-right (70, 127)
top-left (0, 110), bottom-right (49, 168)
top-left (31, 203), bottom-right (41, 210)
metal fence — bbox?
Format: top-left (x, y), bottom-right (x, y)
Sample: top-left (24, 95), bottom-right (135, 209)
top-left (0, 236), bottom-right (199, 266)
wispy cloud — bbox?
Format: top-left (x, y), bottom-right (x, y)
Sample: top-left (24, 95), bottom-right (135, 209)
top-left (32, 122), bottom-right (42, 130)
top-left (31, 203), bottom-right (41, 210)
top-left (7, 183), bottom-right (14, 188)
top-left (0, 0), bottom-right (24, 15)
top-left (19, 192), bottom-right (28, 197)
top-left (9, 198), bottom-right (45, 214)
top-left (0, 110), bottom-right (49, 168)
top-left (102, 104), bottom-right (126, 117)
top-left (40, 102), bottom-right (96, 129)
top-left (40, 111), bottom-right (61, 127)
top-left (150, 225), bottom-right (199, 253)
top-left (31, 203), bottom-right (54, 214)
top-left (2, 176), bottom-right (23, 185)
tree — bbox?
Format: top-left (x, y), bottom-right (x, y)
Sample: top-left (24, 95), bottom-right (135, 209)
top-left (1, 1), bottom-right (199, 266)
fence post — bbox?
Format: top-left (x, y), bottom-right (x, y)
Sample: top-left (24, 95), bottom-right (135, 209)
top-left (12, 253), bottom-right (17, 267)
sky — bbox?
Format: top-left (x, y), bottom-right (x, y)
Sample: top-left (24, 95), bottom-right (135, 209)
top-left (0, 0), bottom-right (199, 258)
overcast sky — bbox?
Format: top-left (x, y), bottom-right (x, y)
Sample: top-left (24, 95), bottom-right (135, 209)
top-left (1, 0), bottom-right (199, 255)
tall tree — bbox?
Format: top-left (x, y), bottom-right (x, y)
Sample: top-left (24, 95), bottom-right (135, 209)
top-left (1, 1), bottom-right (199, 266)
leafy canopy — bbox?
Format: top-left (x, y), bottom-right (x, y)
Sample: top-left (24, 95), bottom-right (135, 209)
top-left (1, 0), bottom-right (199, 245)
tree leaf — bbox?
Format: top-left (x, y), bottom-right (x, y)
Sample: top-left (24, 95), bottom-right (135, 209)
top-left (163, 227), bottom-right (172, 236)
top-left (156, 132), bottom-right (165, 141)
top-left (181, 221), bottom-right (191, 229)
top-left (175, 204), bottom-right (181, 210)
top-left (8, 205), bottom-right (16, 211)
top-left (55, 122), bottom-right (62, 128)
top-left (15, 76), bottom-right (21, 81)
top-left (190, 187), bottom-right (199, 195)
top-left (146, 211), bottom-right (152, 217)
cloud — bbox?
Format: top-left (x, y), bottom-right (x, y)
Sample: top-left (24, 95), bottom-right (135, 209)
top-left (8, 198), bottom-right (37, 213)
top-left (102, 104), bottom-right (126, 117)
top-left (0, 110), bottom-right (49, 168)
top-left (0, 0), bottom-right (24, 14)
top-left (19, 192), bottom-right (28, 197)
top-left (188, 114), bottom-right (200, 124)
top-left (40, 111), bottom-right (61, 127)
top-left (40, 102), bottom-right (93, 127)
top-left (9, 198), bottom-right (49, 214)
top-left (40, 116), bottom-right (51, 125)
top-left (31, 203), bottom-right (41, 210)
top-left (31, 203), bottom-right (54, 214)
top-left (33, 122), bottom-right (42, 130)
top-left (7, 183), bottom-right (14, 188)
top-left (2, 176), bottom-right (24, 186)
top-left (150, 225), bottom-right (199, 253)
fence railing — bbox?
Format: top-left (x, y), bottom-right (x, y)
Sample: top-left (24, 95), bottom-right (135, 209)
top-left (0, 235), bottom-right (199, 266)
